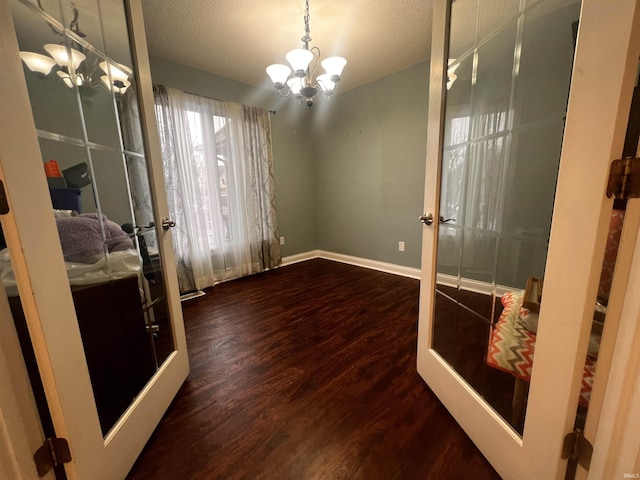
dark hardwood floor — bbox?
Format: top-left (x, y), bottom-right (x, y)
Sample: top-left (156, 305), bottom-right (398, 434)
top-left (127, 259), bottom-right (502, 480)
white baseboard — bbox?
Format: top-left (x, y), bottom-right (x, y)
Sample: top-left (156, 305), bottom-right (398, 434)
top-left (281, 250), bottom-right (322, 266)
top-left (180, 290), bottom-right (206, 302)
top-left (282, 251), bottom-right (517, 295)
top-left (282, 250), bottom-right (421, 279)
top-left (436, 273), bottom-right (513, 296)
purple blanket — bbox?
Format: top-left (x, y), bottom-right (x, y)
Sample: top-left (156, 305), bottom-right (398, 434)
top-left (56, 213), bottom-right (133, 263)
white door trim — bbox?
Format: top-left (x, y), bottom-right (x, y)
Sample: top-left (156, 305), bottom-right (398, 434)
top-left (0, 280), bottom-right (54, 480)
top-left (587, 200), bottom-right (640, 478)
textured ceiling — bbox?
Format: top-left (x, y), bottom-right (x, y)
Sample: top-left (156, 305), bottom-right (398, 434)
top-left (141, 0), bottom-right (434, 94)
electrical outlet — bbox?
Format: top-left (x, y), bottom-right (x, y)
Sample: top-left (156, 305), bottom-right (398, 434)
top-left (280, 236), bottom-right (285, 245)
top-left (398, 241), bottom-right (405, 252)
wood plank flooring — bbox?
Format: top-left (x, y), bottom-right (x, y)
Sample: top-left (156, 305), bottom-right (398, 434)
top-left (127, 259), bottom-right (502, 480)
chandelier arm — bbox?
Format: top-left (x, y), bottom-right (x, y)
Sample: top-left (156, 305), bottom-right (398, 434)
top-left (308, 46), bottom-right (321, 85)
top-left (277, 85), bottom-right (292, 97)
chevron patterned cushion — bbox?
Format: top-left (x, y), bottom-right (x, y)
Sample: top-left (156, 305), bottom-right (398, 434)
top-left (487, 291), bottom-right (595, 407)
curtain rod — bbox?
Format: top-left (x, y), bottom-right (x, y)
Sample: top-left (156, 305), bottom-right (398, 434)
top-left (182, 89), bottom-right (276, 115)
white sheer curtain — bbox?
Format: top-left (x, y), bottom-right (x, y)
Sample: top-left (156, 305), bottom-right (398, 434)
top-left (441, 104), bottom-right (508, 231)
top-left (438, 103), bottom-right (509, 282)
top-left (154, 86), bottom-right (281, 292)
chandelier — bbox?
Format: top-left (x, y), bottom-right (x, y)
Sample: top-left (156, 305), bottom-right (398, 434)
top-left (18, 2), bottom-right (132, 94)
top-left (266, 0), bottom-right (347, 108)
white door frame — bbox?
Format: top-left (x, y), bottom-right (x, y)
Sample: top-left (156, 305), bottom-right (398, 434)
top-left (0, 0), bottom-right (189, 478)
top-left (584, 199), bottom-right (640, 478)
top-left (0, 278), bottom-right (54, 480)
top-left (417, 1), bottom-right (640, 478)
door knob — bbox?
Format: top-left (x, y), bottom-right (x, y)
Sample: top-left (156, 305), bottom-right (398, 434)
top-left (161, 217), bottom-right (176, 230)
top-left (419, 213), bottom-right (434, 226)
top-left (439, 216), bottom-right (456, 223)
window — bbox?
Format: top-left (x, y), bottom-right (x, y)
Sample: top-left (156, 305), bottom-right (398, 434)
top-left (154, 85), bottom-right (280, 292)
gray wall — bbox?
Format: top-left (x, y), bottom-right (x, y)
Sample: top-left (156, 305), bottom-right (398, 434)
top-left (313, 63), bottom-right (429, 268)
top-left (150, 58), bottom-right (430, 268)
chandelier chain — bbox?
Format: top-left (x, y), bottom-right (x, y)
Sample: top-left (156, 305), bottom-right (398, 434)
top-left (302, 0), bottom-right (311, 48)
top-left (37, 0), bottom-right (86, 38)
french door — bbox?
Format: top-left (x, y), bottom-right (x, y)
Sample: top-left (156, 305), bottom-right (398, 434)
top-left (0, 0), bottom-right (188, 478)
top-left (417, 0), bottom-right (640, 479)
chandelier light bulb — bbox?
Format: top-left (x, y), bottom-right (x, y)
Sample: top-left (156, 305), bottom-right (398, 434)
top-left (287, 77), bottom-right (303, 96)
top-left (57, 71), bottom-right (74, 88)
top-left (19, 52), bottom-right (56, 75)
top-left (448, 58), bottom-right (460, 75)
top-left (321, 57), bottom-right (347, 81)
top-left (266, 64), bottom-right (292, 87)
top-left (99, 60), bottom-right (132, 83)
top-left (56, 70), bottom-right (84, 88)
top-left (114, 80), bottom-right (131, 94)
top-left (44, 44), bottom-right (86, 69)
top-left (101, 75), bottom-right (131, 94)
top-left (286, 49), bottom-right (314, 76)
top-left (316, 74), bottom-right (335, 94)
top-left (447, 73), bottom-right (457, 90)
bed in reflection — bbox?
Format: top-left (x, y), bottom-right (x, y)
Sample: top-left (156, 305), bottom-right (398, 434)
top-left (0, 211), bottom-right (168, 435)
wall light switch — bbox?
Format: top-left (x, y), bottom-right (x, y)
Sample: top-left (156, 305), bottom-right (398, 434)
top-left (398, 241), bottom-right (405, 252)
top-left (280, 236), bottom-right (285, 245)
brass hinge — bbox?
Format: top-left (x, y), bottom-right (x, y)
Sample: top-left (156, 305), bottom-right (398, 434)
top-left (607, 156), bottom-right (640, 199)
top-left (562, 428), bottom-right (593, 471)
top-left (33, 437), bottom-right (72, 477)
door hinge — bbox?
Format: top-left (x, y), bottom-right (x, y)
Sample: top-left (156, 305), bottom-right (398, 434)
top-left (33, 437), bottom-right (72, 477)
top-left (607, 156), bottom-right (640, 199)
top-left (562, 428), bottom-right (593, 471)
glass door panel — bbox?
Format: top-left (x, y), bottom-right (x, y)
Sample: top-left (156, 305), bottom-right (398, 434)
top-left (10, 0), bottom-right (175, 437)
top-left (432, 0), bottom-right (581, 435)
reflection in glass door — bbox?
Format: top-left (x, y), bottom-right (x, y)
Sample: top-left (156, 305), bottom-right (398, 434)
top-left (9, 0), bottom-right (175, 436)
top-left (432, 0), bottom-right (581, 435)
